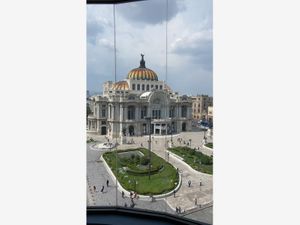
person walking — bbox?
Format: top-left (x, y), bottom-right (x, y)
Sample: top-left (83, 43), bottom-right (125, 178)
top-left (194, 198), bottom-right (197, 206)
top-left (93, 185), bottom-right (97, 192)
top-left (122, 191), bottom-right (125, 198)
top-left (106, 179), bottom-right (109, 187)
top-left (199, 180), bottom-right (202, 186)
top-left (173, 190), bottom-right (176, 198)
top-left (101, 185), bottom-right (104, 193)
top-left (188, 180), bottom-right (191, 187)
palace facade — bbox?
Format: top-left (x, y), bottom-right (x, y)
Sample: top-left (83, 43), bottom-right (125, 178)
top-left (87, 55), bottom-right (192, 139)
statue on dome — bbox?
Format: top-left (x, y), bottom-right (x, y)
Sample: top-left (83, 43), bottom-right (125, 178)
top-left (140, 53), bottom-right (145, 68)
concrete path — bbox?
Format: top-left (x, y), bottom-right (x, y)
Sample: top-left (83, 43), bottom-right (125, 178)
top-left (136, 132), bottom-right (213, 212)
top-left (86, 130), bottom-right (213, 224)
top-left (87, 144), bottom-right (174, 214)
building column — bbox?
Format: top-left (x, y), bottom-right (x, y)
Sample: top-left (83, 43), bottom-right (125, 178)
top-left (97, 120), bottom-right (100, 133)
top-left (120, 104), bottom-right (124, 142)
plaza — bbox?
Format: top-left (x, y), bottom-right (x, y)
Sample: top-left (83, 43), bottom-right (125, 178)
top-left (87, 130), bottom-right (213, 224)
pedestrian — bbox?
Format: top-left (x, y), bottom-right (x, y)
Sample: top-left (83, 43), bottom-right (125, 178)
top-left (122, 191), bottom-right (125, 198)
top-left (124, 202), bottom-right (127, 207)
top-left (199, 180), bottom-right (202, 186)
top-left (188, 180), bottom-right (191, 187)
top-left (176, 168), bottom-right (179, 173)
top-left (141, 143), bottom-right (143, 147)
top-left (194, 198), bottom-right (197, 205)
top-left (175, 207), bottom-right (178, 213)
top-left (178, 206), bottom-right (181, 213)
top-left (131, 198), bottom-right (134, 205)
top-left (93, 185), bottom-right (97, 192)
top-left (130, 202), bottom-right (135, 208)
top-left (101, 185), bottom-right (104, 193)
top-left (130, 191), bottom-right (133, 198)
top-left (173, 190), bottom-right (176, 198)
top-left (106, 179), bottom-right (109, 187)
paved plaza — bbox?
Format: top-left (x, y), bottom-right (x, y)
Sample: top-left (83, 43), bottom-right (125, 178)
top-left (87, 130), bottom-right (213, 224)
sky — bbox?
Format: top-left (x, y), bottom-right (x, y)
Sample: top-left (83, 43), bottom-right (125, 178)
top-left (87, 0), bottom-right (212, 96)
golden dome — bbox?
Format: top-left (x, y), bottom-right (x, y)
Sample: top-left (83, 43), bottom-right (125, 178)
top-left (112, 81), bottom-right (129, 90)
top-left (127, 54), bottom-right (158, 81)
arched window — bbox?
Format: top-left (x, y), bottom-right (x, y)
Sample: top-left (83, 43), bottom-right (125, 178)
top-left (137, 84), bottom-right (140, 90)
top-left (146, 84), bottom-right (149, 91)
top-left (132, 83), bottom-right (135, 90)
top-left (142, 84), bottom-right (145, 90)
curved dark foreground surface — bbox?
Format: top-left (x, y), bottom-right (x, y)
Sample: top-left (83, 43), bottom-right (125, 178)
top-left (87, 206), bottom-right (211, 225)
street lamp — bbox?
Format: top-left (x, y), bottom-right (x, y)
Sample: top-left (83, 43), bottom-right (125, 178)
top-left (145, 116), bottom-right (152, 180)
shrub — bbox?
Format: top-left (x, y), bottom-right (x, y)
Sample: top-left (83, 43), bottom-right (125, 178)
top-left (140, 156), bottom-right (150, 165)
top-left (134, 155), bottom-right (140, 164)
top-left (130, 154), bottom-right (135, 160)
top-left (190, 149), bottom-right (196, 155)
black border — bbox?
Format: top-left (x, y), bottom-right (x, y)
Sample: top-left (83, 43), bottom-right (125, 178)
top-left (87, 206), bottom-right (211, 225)
top-left (87, 0), bottom-right (145, 4)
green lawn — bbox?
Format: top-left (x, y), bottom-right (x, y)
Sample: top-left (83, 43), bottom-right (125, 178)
top-left (168, 146), bottom-right (213, 174)
top-left (103, 148), bottom-right (179, 195)
top-left (205, 143), bottom-right (213, 149)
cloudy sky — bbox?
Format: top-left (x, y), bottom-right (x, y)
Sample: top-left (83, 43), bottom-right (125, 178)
top-left (87, 0), bottom-right (212, 96)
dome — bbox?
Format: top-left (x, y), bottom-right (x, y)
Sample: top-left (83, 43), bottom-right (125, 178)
top-left (112, 81), bottom-right (129, 90)
top-left (127, 54), bottom-right (158, 81)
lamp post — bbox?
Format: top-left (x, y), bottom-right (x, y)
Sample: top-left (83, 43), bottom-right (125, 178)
top-left (145, 116), bottom-right (152, 180)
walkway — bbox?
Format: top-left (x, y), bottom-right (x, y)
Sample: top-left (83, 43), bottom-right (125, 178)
top-left (87, 143), bottom-right (174, 214)
top-left (87, 130), bottom-right (213, 223)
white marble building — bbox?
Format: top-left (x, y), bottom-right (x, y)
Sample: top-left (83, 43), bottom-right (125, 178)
top-left (87, 55), bottom-right (192, 138)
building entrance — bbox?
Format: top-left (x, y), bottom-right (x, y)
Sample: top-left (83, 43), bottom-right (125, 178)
top-left (129, 125), bottom-right (135, 136)
top-left (101, 126), bottom-right (107, 135)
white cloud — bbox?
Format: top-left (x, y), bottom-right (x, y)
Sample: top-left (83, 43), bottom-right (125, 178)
top-left (116, 0), bottom-right (185, 26)
top-left (171, 30), bottom-right (212, 51)
top-left (86, 0), bottom-right (212, 96)
top-left (97, 38), bottom-right (114, 50)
